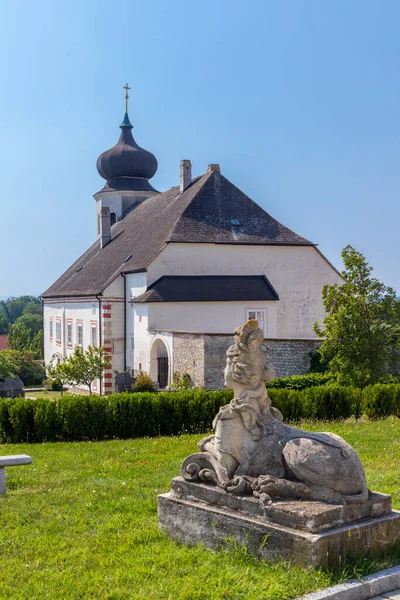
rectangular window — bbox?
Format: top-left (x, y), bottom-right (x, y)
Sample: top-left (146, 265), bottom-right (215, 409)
top-left (91, 323), bottom-right (97, 347)
top-left (246, 309), bottom-right (266, 336)
top-left (77, 321), bottom-right (83, 346)
top-left (49, 318), bottom-right (53, 341)
top-left (55, 318), bottom-right (62, 345)
top-left (67, 320), bottom-right (73, 347)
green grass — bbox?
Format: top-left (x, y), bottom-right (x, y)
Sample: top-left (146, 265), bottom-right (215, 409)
top-left (1, 419), bottom-right (400, 599)
top-left (25, 390), bottom-right (67, 400)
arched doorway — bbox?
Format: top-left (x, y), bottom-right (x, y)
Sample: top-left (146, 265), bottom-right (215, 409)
top-left (157, 341), bottom-right (169, 388)
top-left (149, 339), bottom-right (170, 389)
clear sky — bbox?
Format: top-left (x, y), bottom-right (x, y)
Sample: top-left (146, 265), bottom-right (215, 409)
top-left (1, 0), bottom-right (399, 297)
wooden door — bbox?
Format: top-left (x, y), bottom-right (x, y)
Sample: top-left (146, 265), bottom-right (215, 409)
top-left (157, 357), bottom-right (168, 388)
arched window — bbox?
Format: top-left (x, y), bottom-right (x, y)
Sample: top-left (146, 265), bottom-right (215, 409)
top-left (110, 212), bottom-right (117, 226)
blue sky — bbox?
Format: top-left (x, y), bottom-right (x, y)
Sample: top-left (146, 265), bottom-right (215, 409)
top-left (1, 0), bottom-right (399, 297)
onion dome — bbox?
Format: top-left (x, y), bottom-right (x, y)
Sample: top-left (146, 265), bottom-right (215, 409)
top-left (96, 112), bottom-right (158, 192)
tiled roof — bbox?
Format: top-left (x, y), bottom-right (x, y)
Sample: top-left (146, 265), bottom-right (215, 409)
top-left (134, 275), bottom-right (279, 303)
top-left (42, 170), bottom-right (313, 298)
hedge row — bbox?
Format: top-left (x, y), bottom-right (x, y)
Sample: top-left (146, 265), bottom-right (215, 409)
top-left (0, 390), bottom-right (232, 443)
top-left (266, 373), bottom-right (331, 390)
top-left (0, 384), bottom-right (399, 443)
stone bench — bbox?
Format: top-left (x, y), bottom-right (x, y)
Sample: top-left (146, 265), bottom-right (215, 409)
top-left (0, 455), bottom-right (32, 495)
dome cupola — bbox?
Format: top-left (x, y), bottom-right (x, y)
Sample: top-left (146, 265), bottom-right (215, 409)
top-left (96, 87), bottom-right (158, 193)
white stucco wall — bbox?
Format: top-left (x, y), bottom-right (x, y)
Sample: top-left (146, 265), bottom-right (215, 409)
top-left (148, 243), bottom-right (342, 339)
top-left (148, 301), bottom-right (277, 337)
top-left (43, 299), bottom-right (101, 392)
top-left (125, 272), bottom-right (148, 373)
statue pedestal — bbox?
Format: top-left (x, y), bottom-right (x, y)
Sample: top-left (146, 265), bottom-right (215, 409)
top-left (158, 478), bottom-right (400, 567)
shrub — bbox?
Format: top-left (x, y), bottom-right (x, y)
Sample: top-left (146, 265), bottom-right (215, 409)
top-left (362, 384), bottom-right (396, 419)
top-left (266, 373), bottom-right (331, 391)
top-left (51, 379), bottom-right (63, 391)
top-left (0, 350), bottom-right (45, 386)
top-left (172, 371), bottom-right (191, 390)
top-left (132, 373), bottom-right (155, 393)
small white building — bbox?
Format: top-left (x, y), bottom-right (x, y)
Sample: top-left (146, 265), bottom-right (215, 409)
top-left (42, 109), bottom-right (342, 393)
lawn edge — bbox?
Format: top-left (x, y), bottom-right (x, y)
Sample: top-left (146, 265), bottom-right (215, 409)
top-left (296, 564), bottom-right (400, 599)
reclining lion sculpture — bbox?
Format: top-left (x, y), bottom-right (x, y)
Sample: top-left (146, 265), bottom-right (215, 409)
top-left (181, 320), bottom-right (368, 506)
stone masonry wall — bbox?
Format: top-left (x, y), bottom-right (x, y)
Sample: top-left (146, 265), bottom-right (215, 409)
top-left (263, 339), bottom-right (321, 378)
top-left (172, 334), bottom-right (205, 388)
top-left (204, 335), bottom-right (234, 390)
top-left (172, 333), bottom-right (321, 390)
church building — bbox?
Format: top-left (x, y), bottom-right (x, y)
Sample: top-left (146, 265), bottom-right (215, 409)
top-left (42, 96), bottom-right (342, 394)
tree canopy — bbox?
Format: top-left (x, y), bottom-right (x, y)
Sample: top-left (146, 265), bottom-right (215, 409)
top-left (314, 245), bottom-right (400, 387)
top-left (49, 346), bottom-right (110, 394)
top-left (0, 296), bottom-right (43, 358)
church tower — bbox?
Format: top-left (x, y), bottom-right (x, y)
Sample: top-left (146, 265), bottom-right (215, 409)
top-left (94, 85), bottom-right (159, 239)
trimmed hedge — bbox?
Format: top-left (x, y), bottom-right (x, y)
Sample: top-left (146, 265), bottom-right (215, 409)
top-left (266, 373), bottom-right (331, 390)
top-left (268, 385), bottom-right (361, 422)
top-left (362, 384), bottom-right (400, 419)
top-left (0, 390), bottom-right (233, 443)
top-left (1, 384), bottom-right (399, 443)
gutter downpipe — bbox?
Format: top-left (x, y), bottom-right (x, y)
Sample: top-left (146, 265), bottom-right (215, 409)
top-left (40, 297), bottom-right (44, 365)
top-left (121, 273), bottom-right (127, 372)
top-left (96, 295), bottom-right (102, 394)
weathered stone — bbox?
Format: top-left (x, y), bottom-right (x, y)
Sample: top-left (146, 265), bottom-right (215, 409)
top-left (114, 371), bottom-right (133, 393)
top-left (170, 477), bottom-right (392, 533)
top-left (0, 376), bottom-right (24, 398)
top-left (158, 492), bottom-right (400, 568)
top-left (0, 454), bottom-right (32, 495)
top-left (159, 320), bottom-right (400, 567)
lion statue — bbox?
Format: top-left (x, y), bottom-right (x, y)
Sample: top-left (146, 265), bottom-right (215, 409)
top-left (181, 320), bottom-right (368, 505)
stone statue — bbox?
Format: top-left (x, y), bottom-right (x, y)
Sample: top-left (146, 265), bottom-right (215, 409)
top-left (181, 320), bottom-right (368, 506)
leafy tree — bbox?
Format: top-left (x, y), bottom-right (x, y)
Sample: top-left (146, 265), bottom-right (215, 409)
top-left (22, 303), bottom-right (42, 317)
top-left (7, 321), bottom-right (32, 352)
top-left (0, 313), bottom-right (8, 334)
top-left (7, 314), bottom-right (43, 358)
top-left (0, 296), bottom-right (42, 334)
top-left (0, 352), bottom-right (18, 378)
top-left (0, 350), bottom-right (45, 385)
top-left (50, 346), bottom-right (110, 394)
top-left (314, 245), bottom-right (400, 387)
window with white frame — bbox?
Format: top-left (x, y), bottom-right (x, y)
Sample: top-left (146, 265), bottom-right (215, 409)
top-left (49, 318), bottom-right (53, 341)
top-left (77, 322), bottom-right (83, 346)
top-left (67, 321), bottom-right (73, 347)
top-left (91, 323), bottom-right (97, 346)
top-left (55, 319), bottom-right (61, 344)
top-left (246, 309), bottom-right (266, 336)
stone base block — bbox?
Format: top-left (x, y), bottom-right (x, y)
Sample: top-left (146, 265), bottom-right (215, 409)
top-left (170, 477), bottom-right (392, 533)
top-left (158, 491), bottom-right (400, 568)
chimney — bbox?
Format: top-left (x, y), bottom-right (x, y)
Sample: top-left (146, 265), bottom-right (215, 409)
top-left (207, 164), bottom-right (221, 173)
top-left (100, 206), bottom-right (111, 249)
top-left (180, 159), bottom-right (192, 193)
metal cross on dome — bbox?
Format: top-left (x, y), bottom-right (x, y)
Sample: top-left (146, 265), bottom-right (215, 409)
top-left (123, 83), bottom-right (131, 113)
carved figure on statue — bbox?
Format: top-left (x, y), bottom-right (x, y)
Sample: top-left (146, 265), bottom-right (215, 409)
top-left (181, 320), bottom-right (368, 505)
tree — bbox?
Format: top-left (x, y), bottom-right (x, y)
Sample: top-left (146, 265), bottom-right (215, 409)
top-left (0, 352), bottom-right (18, 378)
top-left (50, 346), bottom-right (110, 394)
top-left (7, 314), bottom-right (43, 358)
top-left (0, 296), bottom-right (42, 335)
top-left (314, 245), bottom-right (400, 387)
top-left (0, 350), bottom-right (45, 385)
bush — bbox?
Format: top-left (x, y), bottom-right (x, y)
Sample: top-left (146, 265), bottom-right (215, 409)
top-left (266, 373), bottom-right (331, 391)
top-left (362, 384), bottom-right (396, 419)
top-left (0, 389), bottom-right (233, 443)
top-left (131, 373), bottom-right (155, 393)
top-left (51, 379), bottom-right (63, 391)
top-left (1, 383), bottom-right (400, 444)
top-left (0, 350), bottom-right (45, 386)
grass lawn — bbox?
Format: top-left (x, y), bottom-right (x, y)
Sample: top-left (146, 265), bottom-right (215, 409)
top-left (1, 419), bottom-right (400, 600)
top-left (25, 390), bottom-right (67, 400)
